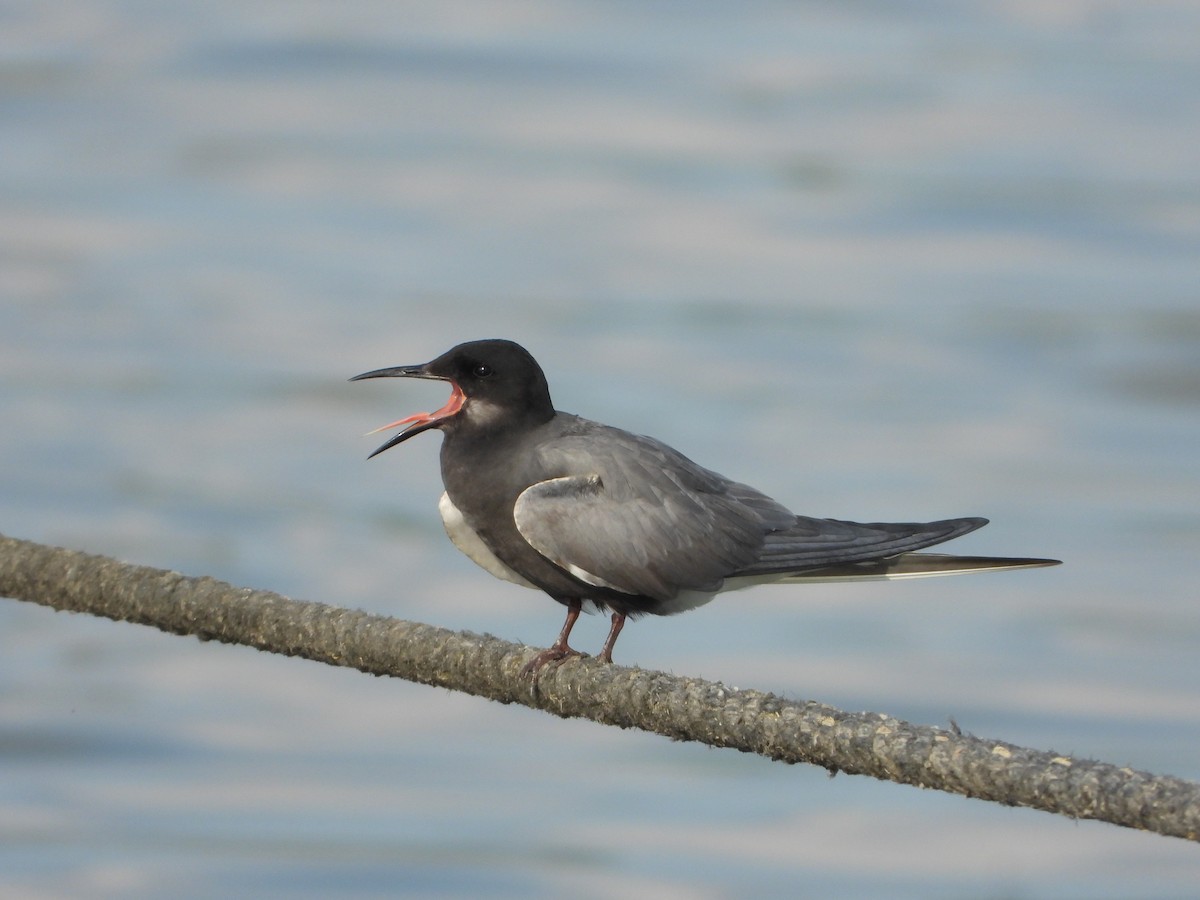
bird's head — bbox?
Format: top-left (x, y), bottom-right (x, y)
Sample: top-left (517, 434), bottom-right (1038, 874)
top-left (351, 339), bottom-right (554, 458)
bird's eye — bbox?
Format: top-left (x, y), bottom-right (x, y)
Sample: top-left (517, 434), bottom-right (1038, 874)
top-left (472, 364), bottom-right (494, 378)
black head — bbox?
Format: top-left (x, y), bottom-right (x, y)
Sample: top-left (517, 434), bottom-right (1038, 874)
top-left (351, 339), bottom-right (554, 457)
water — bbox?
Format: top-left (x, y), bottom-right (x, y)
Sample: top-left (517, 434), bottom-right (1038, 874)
top-left (2, 2), bottom-right (1199, 896)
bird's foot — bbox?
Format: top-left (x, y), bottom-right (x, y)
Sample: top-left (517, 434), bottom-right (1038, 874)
top-left (520, 644), bottom-right (584, 678)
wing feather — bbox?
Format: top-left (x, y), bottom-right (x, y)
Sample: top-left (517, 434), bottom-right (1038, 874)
top-left (729, 516), bottom-right (989, 576)
top-left (509, 419), bottom-right (999, 602)
top-left (513, 427), bottom-right (785, 601)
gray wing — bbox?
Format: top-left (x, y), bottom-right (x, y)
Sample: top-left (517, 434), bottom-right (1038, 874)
top-left (513, 427), bottom-right (794, 602)
top-left (729, 515), bottom-right (989, 577)
top-left (511, 423), bottom-right (989, 602)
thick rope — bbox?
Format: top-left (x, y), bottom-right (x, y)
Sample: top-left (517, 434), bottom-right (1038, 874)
top-left (1, 532), bottom-right (1196, 842)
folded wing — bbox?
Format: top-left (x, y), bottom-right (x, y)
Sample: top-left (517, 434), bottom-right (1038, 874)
top-left (511, 424), bottom-right (1035, 603)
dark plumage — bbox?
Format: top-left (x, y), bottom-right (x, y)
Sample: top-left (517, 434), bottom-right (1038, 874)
top-left (352, 339), bottom-right (1059, 672)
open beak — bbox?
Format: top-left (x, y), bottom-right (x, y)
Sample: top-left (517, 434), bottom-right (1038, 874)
top-left (350, 364), bottom-right (465, 458)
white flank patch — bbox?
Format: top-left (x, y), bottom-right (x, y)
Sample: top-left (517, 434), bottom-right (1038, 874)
top-left (562, 562), bottom-right (636, 595)
top-left (438, 492), bottom-right (538, 589)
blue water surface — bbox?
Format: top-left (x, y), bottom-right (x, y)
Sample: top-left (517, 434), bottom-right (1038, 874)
top-left (2, 3), bottom-right (1199, 897)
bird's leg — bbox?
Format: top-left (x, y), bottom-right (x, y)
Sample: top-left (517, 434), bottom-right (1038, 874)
top-left (521, 600), bottom-right (584, 676)
top-left (596, 611), bottom-right (626, 664)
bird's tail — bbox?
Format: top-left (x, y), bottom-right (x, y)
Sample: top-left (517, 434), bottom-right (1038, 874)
top-left (779, 553), bottom-right (1061, 583)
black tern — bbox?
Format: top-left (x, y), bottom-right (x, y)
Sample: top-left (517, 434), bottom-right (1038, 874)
top-left (353, 339), bottom-right (1059, 673)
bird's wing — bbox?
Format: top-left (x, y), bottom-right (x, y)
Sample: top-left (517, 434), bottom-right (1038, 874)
top-left (512, 428), bottom-right (792, 602)
top-left (729, 516), bottom-right (990, 577)
top-left (511, 423), bottom-right (1017, 601)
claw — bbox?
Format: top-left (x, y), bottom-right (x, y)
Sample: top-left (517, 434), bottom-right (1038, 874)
top-left (520, 645), bottom-right (584, 678)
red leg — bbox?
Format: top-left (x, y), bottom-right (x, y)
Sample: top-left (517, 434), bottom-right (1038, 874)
top-left (596, 611), bottom-right (626, 664)
top-left (521, 600), bottom-right (584, 676)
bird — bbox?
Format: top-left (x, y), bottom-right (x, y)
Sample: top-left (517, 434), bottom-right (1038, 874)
top-left (352, 339), bottom-right (1059, 674)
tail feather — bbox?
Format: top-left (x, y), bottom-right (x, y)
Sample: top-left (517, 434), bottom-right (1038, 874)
top-left (778, 553), bottom-right (1061, 584)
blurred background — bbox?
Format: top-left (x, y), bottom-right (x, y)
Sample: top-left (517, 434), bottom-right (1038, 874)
top-left (2, 2), bottom-right (1199, 897)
